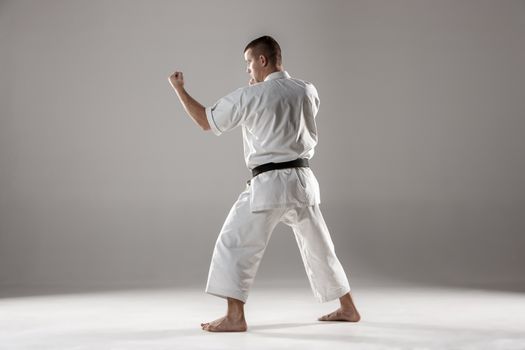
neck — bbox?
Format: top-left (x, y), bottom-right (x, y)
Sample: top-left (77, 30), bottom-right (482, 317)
top-left (263, 66), bottom-right (284, 80)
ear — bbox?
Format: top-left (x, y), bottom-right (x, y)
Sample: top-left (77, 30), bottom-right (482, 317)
top-left (259, 54), bottom-right (268, 67)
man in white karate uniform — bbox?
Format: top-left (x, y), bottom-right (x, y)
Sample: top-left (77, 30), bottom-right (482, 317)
top-left (169, 35), bottom-right (361, 332)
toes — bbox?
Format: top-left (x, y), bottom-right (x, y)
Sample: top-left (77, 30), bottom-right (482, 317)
top-left (202, 320), bottom-right (220, 332)
top-left (205, 324), bottom-right (218, 332)
top-left (318, 309), bottom-right (361, 322)
top-left (318, 311), bottom-right (338, 321)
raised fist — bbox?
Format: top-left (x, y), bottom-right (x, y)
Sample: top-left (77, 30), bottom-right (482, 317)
top-left (169, 71), bottom-right (184, 90)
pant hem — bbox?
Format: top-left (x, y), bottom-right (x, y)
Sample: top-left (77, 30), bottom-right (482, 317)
top-left (205, 286), bottom-right (248, 303)
top-left (316, 285), bottom-right (351, 303)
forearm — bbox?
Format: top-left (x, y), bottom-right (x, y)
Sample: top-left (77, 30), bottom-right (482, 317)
top-left (174, 87), bottom-right (210, 131)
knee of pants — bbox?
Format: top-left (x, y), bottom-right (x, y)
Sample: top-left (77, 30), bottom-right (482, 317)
top-left (214, 228), bottom-right (268, 261)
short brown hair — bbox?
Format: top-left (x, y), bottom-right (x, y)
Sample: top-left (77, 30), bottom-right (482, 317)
top-left (244, 35), bottom-right (282, 67)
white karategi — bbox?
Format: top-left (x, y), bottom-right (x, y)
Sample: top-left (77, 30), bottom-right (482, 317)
top-left (204, 71), bottom-right (350, 303)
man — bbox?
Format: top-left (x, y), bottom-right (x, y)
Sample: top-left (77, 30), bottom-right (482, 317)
top-left (168, 35), bottom-right (360, 332)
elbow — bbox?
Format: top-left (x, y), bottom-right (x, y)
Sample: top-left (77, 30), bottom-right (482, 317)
top-left (199, 108), bottom-right (211, 131)
top-left (200, 113), bottom-right (211, 131)
top-left (200, 119), bottom-right (211, 131)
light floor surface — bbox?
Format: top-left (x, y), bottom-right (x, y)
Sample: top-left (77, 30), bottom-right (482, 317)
top-left (1, 281), bottom-right (525, 350)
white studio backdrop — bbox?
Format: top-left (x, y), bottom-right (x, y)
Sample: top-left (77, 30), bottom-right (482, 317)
top-left (0, 0), bottom-right (524, 292)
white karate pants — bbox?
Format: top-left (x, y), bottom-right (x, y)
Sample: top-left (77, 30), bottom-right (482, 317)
top-left (205, 185), bottom-right (351, 303)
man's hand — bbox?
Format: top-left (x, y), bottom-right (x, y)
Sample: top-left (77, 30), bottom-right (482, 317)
top-left (169, 71), bottom-right (184, 92)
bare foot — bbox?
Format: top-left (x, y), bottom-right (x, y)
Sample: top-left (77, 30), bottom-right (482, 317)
top-left (201, 315), bottom-right (247, 332)
top-left (318, 307), bottom-right (361, 322)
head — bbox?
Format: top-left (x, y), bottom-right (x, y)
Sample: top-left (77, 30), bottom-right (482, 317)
top-left (244, 35), bottom-right (283, 83)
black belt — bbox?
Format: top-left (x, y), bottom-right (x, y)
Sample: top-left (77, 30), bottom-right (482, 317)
top-left (247, 158), bottom-right (309, 185)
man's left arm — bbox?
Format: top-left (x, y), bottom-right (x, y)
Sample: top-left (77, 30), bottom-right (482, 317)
top-left (168, 71), bottom-right (211, 131)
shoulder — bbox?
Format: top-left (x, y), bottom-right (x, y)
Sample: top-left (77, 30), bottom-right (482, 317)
top-left (302, 80), bottom-right (318, 94)
top-left (217, 85), bottom-right (252, 107)
top-left (227, 84), bottom-right (265, 100)
top-left (289, 78), bottom-right (318, 99)
top-left (287, 76), bottom-right (317, 91)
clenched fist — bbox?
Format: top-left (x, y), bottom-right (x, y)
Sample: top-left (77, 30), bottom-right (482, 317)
top-left (169, 71), bottom-right (184, 91)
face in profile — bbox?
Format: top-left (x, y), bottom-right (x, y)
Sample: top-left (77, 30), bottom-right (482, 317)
top-left (244, 48), bottom-right (265, 83)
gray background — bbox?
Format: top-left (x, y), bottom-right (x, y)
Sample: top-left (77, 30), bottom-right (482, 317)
top-left (1, 0), bottom-right (524, 293)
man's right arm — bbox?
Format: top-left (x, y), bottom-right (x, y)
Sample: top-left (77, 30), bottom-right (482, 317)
top-left (168, 71), bottom-right (211, 131)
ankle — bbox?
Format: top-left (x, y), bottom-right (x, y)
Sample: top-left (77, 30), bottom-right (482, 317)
top-left (339, 293), bottom-right (357, 310)
top-left (227, 311), bottom-right (245, 320)
top-left (341, 305), bottom-right (358, 313)
top-left (227, 297), bottom-right (245, 317)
